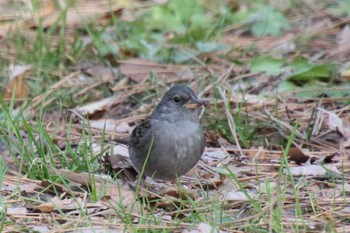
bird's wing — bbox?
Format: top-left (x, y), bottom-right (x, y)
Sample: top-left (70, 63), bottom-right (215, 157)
top-left (129, 120), bottom-right (152, 148)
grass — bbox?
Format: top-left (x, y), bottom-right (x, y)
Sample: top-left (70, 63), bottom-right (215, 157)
top-left (1, 0), bottom-right (350, 232)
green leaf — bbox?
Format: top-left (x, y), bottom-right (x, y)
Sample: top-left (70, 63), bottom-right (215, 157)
top-left (146, 0), bottom-right (204, 34)
top-left (172, 48), bottom-right (199, 63)
top-left (195, 42), bottom-right (229, 53)
top-left (92, 34), bottom-right (119, 57)
top-left (250, 55), bottom-right (284, 76)
top-left (277, 80), bottom-right (350, 99)
top-left (288, 58), bottom-right (312, 74)
top-left (276, 80), bottom-right (297, 93)
top-left (211, 167), bottom-right (232, 176)
top-left (277, 80), bottom-right (324, 99)
top-left (324, 88), bottom-right (350, 98)
top-left (248, 5), bottom-right (290, 37)
top-left (288, 59), bottom-right (335, 82)
top-left (327, 0), bottom-right (350, 16)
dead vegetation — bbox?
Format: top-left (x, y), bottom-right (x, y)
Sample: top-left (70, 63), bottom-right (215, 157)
top-left (0, 0), bottom-right (350, 232)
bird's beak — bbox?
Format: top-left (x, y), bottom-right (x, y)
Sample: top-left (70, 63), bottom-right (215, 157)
top-left (184, 96), bottom-right (203, 110)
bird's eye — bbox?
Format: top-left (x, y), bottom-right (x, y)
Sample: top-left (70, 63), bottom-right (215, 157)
top-left (173, 95), bottom-right (181, 103)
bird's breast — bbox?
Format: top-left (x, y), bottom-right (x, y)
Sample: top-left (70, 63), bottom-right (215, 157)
top-left (151, 119), bottom-right (204, 159)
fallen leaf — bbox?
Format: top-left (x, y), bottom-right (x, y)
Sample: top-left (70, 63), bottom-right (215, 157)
top-left (323, 152), bottom-right (337, 164)
top-left (153, 0), bottom-right (168, 4)
top-left (27, 226), bottom-right (49, 233)
top-left (99, 8), bottom-right (123, 25)
top-left (3, 65), bottom-right (31, 99)
top-left (39, 180), bottom-right (84, 197)
top-left (201, 150), bottom-right (227, 164)
top-left (327, 111), bottom-right (343, 135)
top-left (63, 200), bottom-right (108, 215)
top-left (1, 150), bottom-right (21, 174)
top-left (39, 4), bottom-right (117, 29)
top-left (199, 173), bottom-right (223, 189)
top-left (287, 164), bottom-right (341, 177)
top-left (204, 131), bottom-right (230, 147)
top-left (37, 1), bottom-right (56, 19)
top-left (89, 119), bottom-right (132, 133)
top-left (342, 182), bottom-right (350, 192)
top-left (51, 169), bottom-right (113, 187)
top-left (318, 108), bottom-right (350, 138)
top-left (73, 227), bottom-right (124, 233)
top-left (162, 185), bottom-right (199, 200)
top-left (33, 196), bottom-right (74, 213)
top-left (110, 144), bottom-right (129, 158)
top-left (258, 182), bottom-right (277, 194)
top-left (221, 191), bottom-right (257, 201)
top-left (99, 182), bottom-right (136, 212)
top-left (340, 69), bottom-right (350, 81)
top-left (287, 147), bottom-right (314, 165)
top-left (74, 96), bottom-right (119, 116)
top-left (341, 207), bottom-right (350, 213)
top-left (35, 202), bottom-right (55, 213)
top-left (6, 207), bottom-right (28, 216)
top-left (337, 25), bottom-right (350, 47)
top-left (334, 25), bottom-right (350, 60)
top-left (270, 41), bottom-right (296, 58)
top-left (83, 65), bottom-right (119, 79)
top-left (183, 222), bottom-right (228, 233)
top-left (118, 59), bottom-right (180, 83)
top-left (104, 145), bottom-right (133, 168)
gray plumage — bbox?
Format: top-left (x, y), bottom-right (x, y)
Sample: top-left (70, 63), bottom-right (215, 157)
top-left (129, 85), bottom-right (205, 180)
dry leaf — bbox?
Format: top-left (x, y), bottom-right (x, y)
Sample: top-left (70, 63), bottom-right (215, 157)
top-left (99, 8), bottom-right (123, 25)
top-left (341, 207), bottom-right (350, 213)
top-left (83, 65), bottom-right (119, 79)
top-left (258, 182), bottom-right (277, 194)
top-left (39, 7), bottom-right (104, 29)
top-left (73, 227), bottom-right (124, 233)
top-left (201, 150), bottom-right (227, 164)
top-left (106, 145), bottom-right (130, 169)
top-left (118, 59), bottom-right (180, 83)
top-left (162, 185), bottom-right (199, 200)
top-left (7, 207), bottom-right (28, 216)
top-left (35, 202), bottom-right (55, 213)
top-left (287, 147), bottom-right (316, 165)
top-left (1, 150), bottom-right (21, 174)
top-left (221, 191), bottom-right (257, 201)
top-left (340, 69), bottom-right (350, 81)
top-left (74, 96), bottom-right (119, 116)
top-left (183, 223), bottom-right (228, 233)
top-left (287, 164), bottom-right (341, 177)
top-left (327, 111), bottom-right (343, 134)
top-left (34, 196), bottom-right (74, 213)
top-left (318, 109), bottom-right (350, 147)
top-left (89, 119), bottom-right (132, 133)
top-left (37, 1), bottom-right (56, 19)
top-left (3, 65), bottom-right (31, 99)
top-left (337, 25), bottom-right (350, 47)
top-left (99, 182), bottom-right (135, 210)
top-left (323, 153), bottom-right (337, 164)
top-left (27, 226), bottom-right (49, 233)
top-left (318, 108), bottom-right (350, 137)
top-left (52, 169), bottom-right (113, 187)
top-left (270, 41), bottom-right (296, 58)
top-left (39, 180), bottom-right (84, 197)
top-left (153, 0), bottom-right (168, 4)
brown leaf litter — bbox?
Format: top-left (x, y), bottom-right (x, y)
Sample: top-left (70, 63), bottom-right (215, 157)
top-left (1, 1), bottom-right (350, 232)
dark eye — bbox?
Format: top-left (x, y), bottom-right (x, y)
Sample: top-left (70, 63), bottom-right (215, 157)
top-left (173, 95), bottom-right (181, 103)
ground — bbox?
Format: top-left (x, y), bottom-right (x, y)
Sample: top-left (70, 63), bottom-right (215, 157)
top-left (0, 0), bottom-right (350, 232)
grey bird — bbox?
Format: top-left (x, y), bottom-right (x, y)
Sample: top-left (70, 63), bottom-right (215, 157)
top-left (129, 85), bottom-right (205, 180)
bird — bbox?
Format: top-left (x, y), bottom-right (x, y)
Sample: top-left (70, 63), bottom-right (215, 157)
top-left (128, 85), bottom-right (205, 180)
